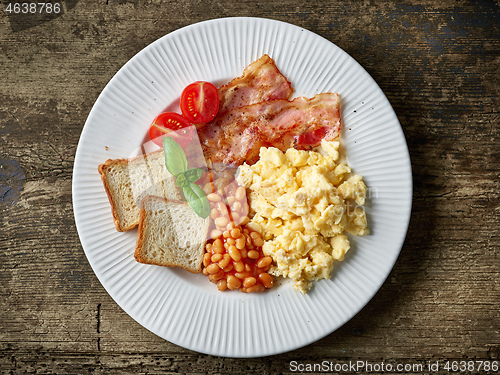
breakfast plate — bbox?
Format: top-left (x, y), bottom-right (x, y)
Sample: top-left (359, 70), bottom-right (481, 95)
top-left (72, 17), bottom-right (412, 357)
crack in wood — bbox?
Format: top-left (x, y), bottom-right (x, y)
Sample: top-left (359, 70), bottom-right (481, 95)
top-left (6, 110), bottom-right (19, 121)
top-left (96, 304), bottom-right (101, 352)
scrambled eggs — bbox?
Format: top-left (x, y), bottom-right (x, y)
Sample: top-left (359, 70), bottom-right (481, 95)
top-left (236, 140), bottom-right (369, 293)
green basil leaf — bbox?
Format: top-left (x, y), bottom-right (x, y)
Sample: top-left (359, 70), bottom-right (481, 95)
top-left (184, 168), bottom-right (204, 183)
top-left (163, 136), bottom-right (188, 177)
top-left (182, 183), bottom-right (210, 219)
top-left (175, 172), bottom-right (189, 188)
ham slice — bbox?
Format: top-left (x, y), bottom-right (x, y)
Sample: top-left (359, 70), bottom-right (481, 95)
top-left (216, 54), bottom-right (293, 116)
top-left (199, 93), bottom-right (341, 169)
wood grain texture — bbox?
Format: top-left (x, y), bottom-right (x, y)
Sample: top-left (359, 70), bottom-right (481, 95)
top-left (0, 0), bottom-right (498, 373)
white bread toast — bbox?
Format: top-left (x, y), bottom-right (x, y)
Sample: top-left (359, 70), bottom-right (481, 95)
top-left (135, 196), bottom-right (210, 273)
top-left (98, 149), bottom-right (181, 232)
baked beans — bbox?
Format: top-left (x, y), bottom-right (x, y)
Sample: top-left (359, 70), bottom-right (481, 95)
top-left (201, 174), bottom-right (274, 293)
top-left (203, 224), bottom-right (274, 292)
top-left (206, 178), bottom-right (249, 237)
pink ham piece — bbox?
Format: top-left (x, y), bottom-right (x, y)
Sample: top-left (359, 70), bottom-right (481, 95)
top-left (216, 54), bottom-right (293, 116)
top-left (199, 93), bottom-right (341, 169)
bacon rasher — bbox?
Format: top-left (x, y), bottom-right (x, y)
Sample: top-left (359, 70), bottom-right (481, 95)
top-left (198, 93), bottom-right (341, 169)
top-left (216, 54), bottom-right (293, 116)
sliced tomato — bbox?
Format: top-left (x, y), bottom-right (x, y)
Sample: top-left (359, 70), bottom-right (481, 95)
top-left (180, 81), bottom-right (219, 125)
top-left (149, 112), bottom-right (195, 148)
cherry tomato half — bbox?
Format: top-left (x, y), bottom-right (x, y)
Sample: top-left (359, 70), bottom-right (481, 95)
top-left (180, 81), bottom-right (219, 125)
top-left (149, 112), bottom-right (195, 148)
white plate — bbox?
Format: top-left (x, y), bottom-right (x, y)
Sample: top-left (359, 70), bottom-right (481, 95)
top-left (73, 17), bottom-right (412, 357)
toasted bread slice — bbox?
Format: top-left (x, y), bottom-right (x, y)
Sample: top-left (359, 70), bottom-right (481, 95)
top-left (98, 149), bottom-right (181, 232)
top-left (135, 196), bottom-right (210, 273)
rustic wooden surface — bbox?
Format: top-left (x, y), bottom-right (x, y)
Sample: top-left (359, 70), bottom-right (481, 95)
top-left (1, 0), bottom-right (498, 373)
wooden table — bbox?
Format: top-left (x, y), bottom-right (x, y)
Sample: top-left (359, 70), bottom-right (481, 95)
top-left (1, 1), bottom-right (498, 373)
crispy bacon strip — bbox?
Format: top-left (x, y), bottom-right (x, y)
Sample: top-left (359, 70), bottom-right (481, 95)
top-left (217, 54), bottom-right (293, 116)
top-left (199, 93), bottom-right (341, 169)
